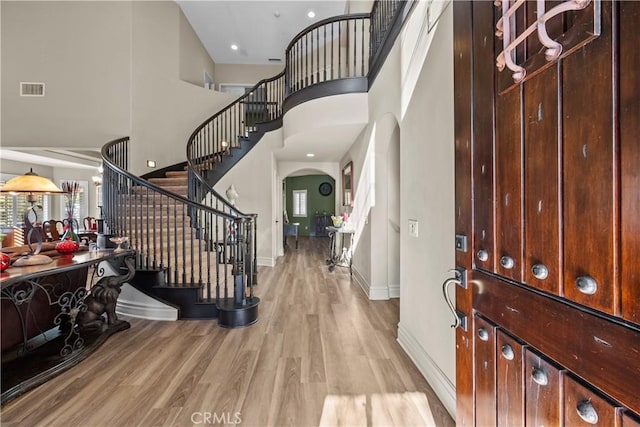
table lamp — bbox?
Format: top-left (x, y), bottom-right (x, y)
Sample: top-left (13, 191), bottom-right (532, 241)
top-left (1, 169), bottom-right (64, 266)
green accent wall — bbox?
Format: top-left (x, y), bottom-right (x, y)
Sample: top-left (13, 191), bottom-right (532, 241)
top-left (285, 175), bottom-right (335, 236)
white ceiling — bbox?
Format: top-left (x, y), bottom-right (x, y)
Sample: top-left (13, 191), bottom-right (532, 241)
top-left (0, 149), bottom-right (102, 171)
top-left (177, 1), bottom-right (347, 65)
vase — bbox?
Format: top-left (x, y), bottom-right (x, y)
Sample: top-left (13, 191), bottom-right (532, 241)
top-left (57, 222), bottom-right (80, 257)
top-left (55, 237), bottom-right (79, 258)
top-left (0, 252), bottom-right (10, 271)
top-left (61, 220), bottom-right (80, 245)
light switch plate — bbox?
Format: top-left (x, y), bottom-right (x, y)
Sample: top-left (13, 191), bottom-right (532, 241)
top-left (408, 219), bottom-right (419, 237)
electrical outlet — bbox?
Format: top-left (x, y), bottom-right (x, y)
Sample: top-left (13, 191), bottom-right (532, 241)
top-left (408, 219), bottom-right (419, 237)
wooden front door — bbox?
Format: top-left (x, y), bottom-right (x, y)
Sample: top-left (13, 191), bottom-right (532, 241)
top-left (452, 1), bottom-right (640, 424)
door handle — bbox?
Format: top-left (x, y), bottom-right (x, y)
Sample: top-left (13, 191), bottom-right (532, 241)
top-left (442, 270), bottom-right (467, 331)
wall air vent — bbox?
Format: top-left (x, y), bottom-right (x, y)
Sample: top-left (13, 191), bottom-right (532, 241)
top-left (268, 58), bottom-right (282, 63)
top-left (20, 82), bottom-right (45, 97)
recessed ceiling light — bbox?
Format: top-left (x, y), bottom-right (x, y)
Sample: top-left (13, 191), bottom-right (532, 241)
top-left (306, 153), bottom-right (315, 157)
top-left (307, 10), bottom-right (315, 18)
top-left (230, 44), bottom-right (238, 51)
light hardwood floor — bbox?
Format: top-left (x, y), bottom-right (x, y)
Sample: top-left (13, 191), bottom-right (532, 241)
top-left (1, 237), bottom-right (454, 427)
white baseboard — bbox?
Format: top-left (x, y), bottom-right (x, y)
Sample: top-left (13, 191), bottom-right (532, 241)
top-left (389, 283), bottom-right (400, 298)
top-left (352, 265), bottom-right (371, 296)
top-left (352, 265), bottom-right (391, 300)
top-left (369, 286), bottom-right (391, 300)
top-left (257, 257), bottom-right (275, 267)
top-left (397, 323), bottom-right (456, 419)
top-left (116, 284), bottom-right (178, 321)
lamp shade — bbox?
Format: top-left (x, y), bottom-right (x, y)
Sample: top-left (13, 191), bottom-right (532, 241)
top-left (0, 169), bottom-right (63, 194)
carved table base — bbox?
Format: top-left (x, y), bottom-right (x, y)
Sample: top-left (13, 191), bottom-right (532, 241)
top-left (1, 251), bottom-right (135, 406)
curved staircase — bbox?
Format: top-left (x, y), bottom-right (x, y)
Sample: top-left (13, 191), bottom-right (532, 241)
top-left (100, 0), bottom-right (410, 327)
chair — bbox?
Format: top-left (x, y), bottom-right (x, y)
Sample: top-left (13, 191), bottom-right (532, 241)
top-left (42, 220), bottom-right (64, 241)
top-left (83, 216), bottom-right (97, 231)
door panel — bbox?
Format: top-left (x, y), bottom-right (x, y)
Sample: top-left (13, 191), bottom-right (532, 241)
top-left (496, 331), bottom-right (524, 426)
top-left (562, 1), bottom-right (618, 315)
top-left (523, 65), bottom-right (562, 294)
top-left (495, 86), bottom-right (523, 281)
top-left (563, 374), bottom-right (622, 426)
top-left (471, 0), bottom-right (496, 273)
top-left (620, 0), bottom-right (640, 324)
top-left (474, 316), bottom-right (497, 427)
top-left (524, 349), bottom-right (562, 426)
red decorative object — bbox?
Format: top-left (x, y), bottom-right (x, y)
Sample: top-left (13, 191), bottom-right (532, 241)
top-left (55, 237), bottom-right (79, 258)
top-left (0, 253), bottom-right (10, 271)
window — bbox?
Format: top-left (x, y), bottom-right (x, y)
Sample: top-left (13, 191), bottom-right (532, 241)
top-left (59, 180), bottom-right (89, 225)
top-left (292, 190), bottom-right (307, 217)
top-left (0, 173), bottom-right (50, 227)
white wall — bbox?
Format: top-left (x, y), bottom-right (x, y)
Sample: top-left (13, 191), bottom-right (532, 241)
top-left (397, 4), bottom-right (456, 417)
top-left (214, 129), bottom-right (283, 267)
top-left (179, 7), bottom-right (216, 88)
top-left (214, 64), bottom-right (284, 87)
top-left (342, 43), bottom-right (402, 300)
top-left (1, 1), bottom-right (132, 149)
top-left (0, 159), bottom-right (53, 179)
top-left (130, 1), bottom-right (235, 176)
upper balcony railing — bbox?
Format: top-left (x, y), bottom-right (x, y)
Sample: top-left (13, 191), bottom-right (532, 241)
top-left (285, 13), bottom-right (371, 96)
top-left (369, 0), bottom-right (407, 69)
top-left (185, 1), bottom-right (410, 236)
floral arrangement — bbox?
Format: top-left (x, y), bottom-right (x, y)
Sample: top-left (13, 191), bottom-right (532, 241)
top-left (62, 181), bottom-right (80, 225)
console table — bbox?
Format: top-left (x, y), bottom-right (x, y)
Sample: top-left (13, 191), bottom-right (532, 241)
top-left (1, 249), bottom-right (135, 405)
top-left (326, 226), bottom-right (354, 275)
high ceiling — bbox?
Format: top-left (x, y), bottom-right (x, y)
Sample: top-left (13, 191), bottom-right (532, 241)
top-left (177, 1), bottom-right (347, 65)
top-left (4, 2), bottom-right (364, 171)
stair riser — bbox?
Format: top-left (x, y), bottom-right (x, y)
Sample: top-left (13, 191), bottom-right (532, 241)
top-left (148, 178), bottom-right (188, 186)
top-left (165, 171), bottom-right (189, 178)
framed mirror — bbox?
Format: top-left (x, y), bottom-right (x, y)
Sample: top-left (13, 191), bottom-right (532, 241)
top-left (342, 161), bottom-right (353, 207)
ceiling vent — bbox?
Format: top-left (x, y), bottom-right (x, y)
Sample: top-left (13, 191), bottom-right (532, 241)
top-left (20, 82), bottom-right (45, 97)
top-left (268, 58), bottom-right (282, 63)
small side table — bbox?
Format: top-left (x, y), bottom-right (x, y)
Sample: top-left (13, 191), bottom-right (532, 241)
top-left (326, 226), bottom-right (354, 275)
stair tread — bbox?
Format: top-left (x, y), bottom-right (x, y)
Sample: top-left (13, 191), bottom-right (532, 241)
top-left (144, 185), bottom-right (187, 191)
top-left (165, 171), bottom-right (189, 178)
top-left (148, 177), bottom-right (188, 186)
